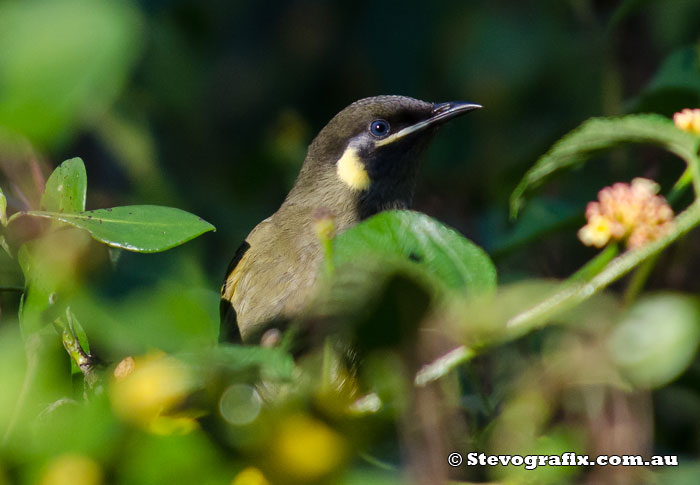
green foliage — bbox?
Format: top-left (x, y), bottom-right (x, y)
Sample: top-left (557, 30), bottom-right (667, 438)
top-left (334, 210), bottom-right (497, 293)
top-left (608, 294), bottom-right (700, 389)
top-left (72, 281), bottom-right (220, 356)
top-left (0, 0), bottom-right (142, 147)
top-left (510, 114), bottom-right (700, 217)
top-left (21, 206), bottom-right (215, 253)
top-left (209, 345), bottom-right (296, 381)
top-left (2, 4), bottom-right (700, 484)
top-left (0, 157), bottom-right (216, 453)
top-left (635, 45), bottom-right (700, 111)
top-left (17, 229), bottom-right (92, 334)
top-left (40, 157), bottom-right (87, 213)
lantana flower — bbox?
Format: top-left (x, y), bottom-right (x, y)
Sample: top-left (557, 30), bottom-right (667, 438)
top-left (673, 108), bottom-right (700, 135)
top-left (578, 178), bottom-right (674, 250)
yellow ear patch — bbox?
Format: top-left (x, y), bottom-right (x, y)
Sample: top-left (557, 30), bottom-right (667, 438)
top-left (336, 146), bottom-right (370, 191)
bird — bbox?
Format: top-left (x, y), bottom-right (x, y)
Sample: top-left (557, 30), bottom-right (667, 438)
top-left (220, 95), bottom-right (480, 344)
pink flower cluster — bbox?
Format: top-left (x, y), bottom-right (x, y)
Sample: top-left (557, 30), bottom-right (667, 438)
top-left (578, 178), bottom-right (674, 250)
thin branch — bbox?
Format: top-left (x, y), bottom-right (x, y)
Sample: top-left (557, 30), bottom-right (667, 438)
top-left (416, 201), bottom-right (700, 387)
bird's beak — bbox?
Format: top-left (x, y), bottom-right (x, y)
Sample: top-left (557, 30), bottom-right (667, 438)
top-left (375, 101), bottom-right (481, 147)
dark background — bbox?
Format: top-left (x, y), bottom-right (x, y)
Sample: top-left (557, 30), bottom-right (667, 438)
top-left (35, 0), bottom-right (696, 292)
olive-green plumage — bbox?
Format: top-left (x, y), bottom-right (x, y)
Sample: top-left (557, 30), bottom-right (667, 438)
top-left (221, 95), bottom-right (480, 343)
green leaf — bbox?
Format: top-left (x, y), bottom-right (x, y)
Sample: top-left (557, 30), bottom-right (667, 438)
top-left (634, 46), bottom-right (700, 111)
top-left (17, 229), bottom-right (92, 334)
top-left (72, 283), bottom-right (220, 357)
top-left (0, 0), bottom-right (143, 147)
top-left (333, 210), bottom-right (496, 293)
top-left (40, 157), bottom-right (87, 213)
top-left (608, 294), bottom-right (700, 389)
top-left (21, 205), bottom-right (215, 253)
top-left (207, 344), bottom-right (295, 381)
top-left (0, 186), bottom-right (7, 225)
top-left (510, 114), bottom-right (700, 218)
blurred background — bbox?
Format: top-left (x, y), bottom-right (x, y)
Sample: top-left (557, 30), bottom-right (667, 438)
top-left (1, 1), bottom-right (700, 484)
top-left (2, 0), bottom-right (700, 286)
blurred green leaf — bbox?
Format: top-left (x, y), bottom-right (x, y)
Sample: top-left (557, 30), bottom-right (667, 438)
top-left (19, 206), bottom-right (215, 253)
top-left (333, 210), bottom-right (496, 293)
top-left (0, 0), bottom-right (143, 147)
top-left (0, 326), bottom-right (26, 433)
top-left (118, 432), bottom-right (231, 485)
top-left (608, 293), bottom-right (700, 389)
top-left (40, 157), bottom-right (87, 213)
top-left (654, 461), bottom-right (700, 485)
top-left (73, 283), bottom-right (220, 357)
top-left (634, 45), bottom-right (700, 111)
top-left (510, 115), bottom-right (700, 217)
top-left (342, 469), bottom-right (403, 485)
top-left (0, 240), bottom-right (21, 288)
top-left (17, 229), bottom-right (91, 334)
top-left (207, 344), bottom-right (295, 381)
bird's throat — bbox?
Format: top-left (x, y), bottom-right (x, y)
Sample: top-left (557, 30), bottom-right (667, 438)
top-left (336, 146), bottom-right (370, 191)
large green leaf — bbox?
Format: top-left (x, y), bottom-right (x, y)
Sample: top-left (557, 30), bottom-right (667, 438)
top-left (40, 157), bottom-right (87, 213)
top-left (510, 114), bottom-right (700, 217)
top-left (333, 210), bottom-right (496, 293)
top-left (20, 205), bottom-right (215, 253)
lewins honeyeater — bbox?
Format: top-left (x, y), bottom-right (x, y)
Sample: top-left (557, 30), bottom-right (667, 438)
top-left (220, 95), bottom-right (480, 344)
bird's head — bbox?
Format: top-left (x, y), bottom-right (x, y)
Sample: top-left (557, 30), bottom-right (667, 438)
top-left (286, 95), bottom-right (480, 220)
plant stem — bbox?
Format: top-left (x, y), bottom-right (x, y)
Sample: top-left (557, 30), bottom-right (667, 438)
top-left (55, 309), bottom-right (99, 390)
top-left (416, 200), bottom-right (700, 387)
top-left (623, 254), bottom-right (658, 306)
top-left (568, 243), bottom-right (619, 282)
top-left (0, 286), bottom-right (24, 293)
top-left (506, 200), bottom-right (700, 330)
top-left (415, 346), bottom-right (475, 386)
top-left (668, 167), bottom-right (692, 205)
top-left (322, 238), bottom-right (334, 277)
top-left (621, 167), bottom-right (693, 305)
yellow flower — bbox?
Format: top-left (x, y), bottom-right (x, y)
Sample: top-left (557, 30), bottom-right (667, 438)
top-left (40, 454), bottom-right (102, 485)
top-left (110, 353), bottom-right (194, 430)
top-left (673, 108), bottom-right (700, 135)
top-left (270, 414), bottom-right (347, 482)
top-left (232, 467), bottom-right (270, 485)
top-left (579, 178), bottom-right (674, 249)
top-left (578, 214), bottom-right (612, 248)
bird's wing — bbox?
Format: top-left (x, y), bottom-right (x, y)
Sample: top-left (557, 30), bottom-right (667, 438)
top-left (219, 217), bottom-right (273, 342)
top-left (219, 240), bottom-right (250, 342)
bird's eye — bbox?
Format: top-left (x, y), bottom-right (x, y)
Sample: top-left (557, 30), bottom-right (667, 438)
top-left (369, 119), bottom-right (390, 138)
